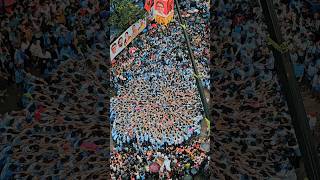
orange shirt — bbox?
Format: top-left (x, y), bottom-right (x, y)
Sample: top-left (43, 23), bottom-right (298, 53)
top-left (56, 10), bottom-right (66, 24)
top-left (21, 26), bottom-right (33, 42)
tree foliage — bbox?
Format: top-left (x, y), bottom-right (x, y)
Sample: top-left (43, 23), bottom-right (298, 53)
top-left (109, 0), bottom-right (146, 32)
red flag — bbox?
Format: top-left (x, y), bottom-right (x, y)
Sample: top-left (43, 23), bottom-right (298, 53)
top-left (145, 0), bottom-right (153, 12)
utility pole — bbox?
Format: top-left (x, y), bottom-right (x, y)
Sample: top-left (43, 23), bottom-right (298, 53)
top-left (259, 0), bottom-right (320, 179)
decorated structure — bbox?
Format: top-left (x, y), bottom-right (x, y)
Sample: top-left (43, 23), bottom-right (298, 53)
top-left (145, 0), bottom-right (174, 26)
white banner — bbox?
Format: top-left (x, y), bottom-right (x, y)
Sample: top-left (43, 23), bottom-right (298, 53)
top-left (110, 18), bottom-right (147, 61)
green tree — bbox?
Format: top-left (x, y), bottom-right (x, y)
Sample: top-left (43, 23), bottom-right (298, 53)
top-left (109, 0), bottom-right (146, 32)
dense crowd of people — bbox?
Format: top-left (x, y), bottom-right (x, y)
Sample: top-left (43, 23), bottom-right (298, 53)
top-left (0, 0), bottom-right (109, 88)
top-left (274, 0), bottom-right (320, 163)
top-left (209, 0), bottom-right (301, 179)
top-left (0, 0), bottom-right (111, 179)
top-left (111, 137), bottom-right (209, 179)
top-left (273, 0), bottom-right (320, 96)
top-left (110, 0), bottom-right (211, 179)
top-left (1, 58), bottom-right (111, 179)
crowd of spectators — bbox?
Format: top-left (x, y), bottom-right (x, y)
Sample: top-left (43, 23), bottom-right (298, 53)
top-left (0, 0), bottom-right (111, 179)
top-left (275, 0), bottom-right (320, 164)
top-left (0, 0), bottom-right (109, 89)
top-left (273, 0), bottom-right (320, 97)
top-left (0, 57), bottom-right (111, 179)
top-left (209, 0), bottom-right (301, 179)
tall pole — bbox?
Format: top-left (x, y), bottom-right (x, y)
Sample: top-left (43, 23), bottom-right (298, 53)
top-left (174, 0), bottom-right (211, 121)
top-left (259, 0), bottom-right (320, 179)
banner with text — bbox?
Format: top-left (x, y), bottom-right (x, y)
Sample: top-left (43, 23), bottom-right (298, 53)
top-left (110, 18), bottom-right (147, 61)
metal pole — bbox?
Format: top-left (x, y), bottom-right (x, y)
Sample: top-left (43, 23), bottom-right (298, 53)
top-left (259, 0), bottom-right (320, 179)
top-left (174, 0), bottom-right (211, 121)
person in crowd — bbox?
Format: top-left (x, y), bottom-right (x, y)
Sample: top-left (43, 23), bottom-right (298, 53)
top-left (273, 0), bottom-right (320, 96)
top-left (0, 0), bottom-right (110, 179)
top-left (207, 0), bottom-right (303, 179)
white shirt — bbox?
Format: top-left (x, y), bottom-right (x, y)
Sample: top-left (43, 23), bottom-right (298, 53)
top-left (41, 51), bottom-right (52, 59)
top-left (290, 53), bottom-right (298, 63)
top-left (29, 42), bottom-right (42, 58)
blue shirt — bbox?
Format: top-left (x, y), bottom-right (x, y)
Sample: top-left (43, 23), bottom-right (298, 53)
top-left (294, 64), bottom-right (304, 78)
top-left (67, 15), bottom-right (77, 26)
top-left (58, 36), bottom-right (66, 47)
top-left (307, 64), bottom-right (317, 78)
top-left (15, 69), bottom-right (24, 84)
top-left (60, 46), bottom-right (75, 58)
top-left (14, 50), bottom-right (25, 64)
top-left (43, 33), bottom-right (51, 48)
top-left (80, 0), bottom-right (88, 7)
top-left (100, 10), bottom-right (109, 19)
top-left (66, 32), bottom-right (74, 45)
